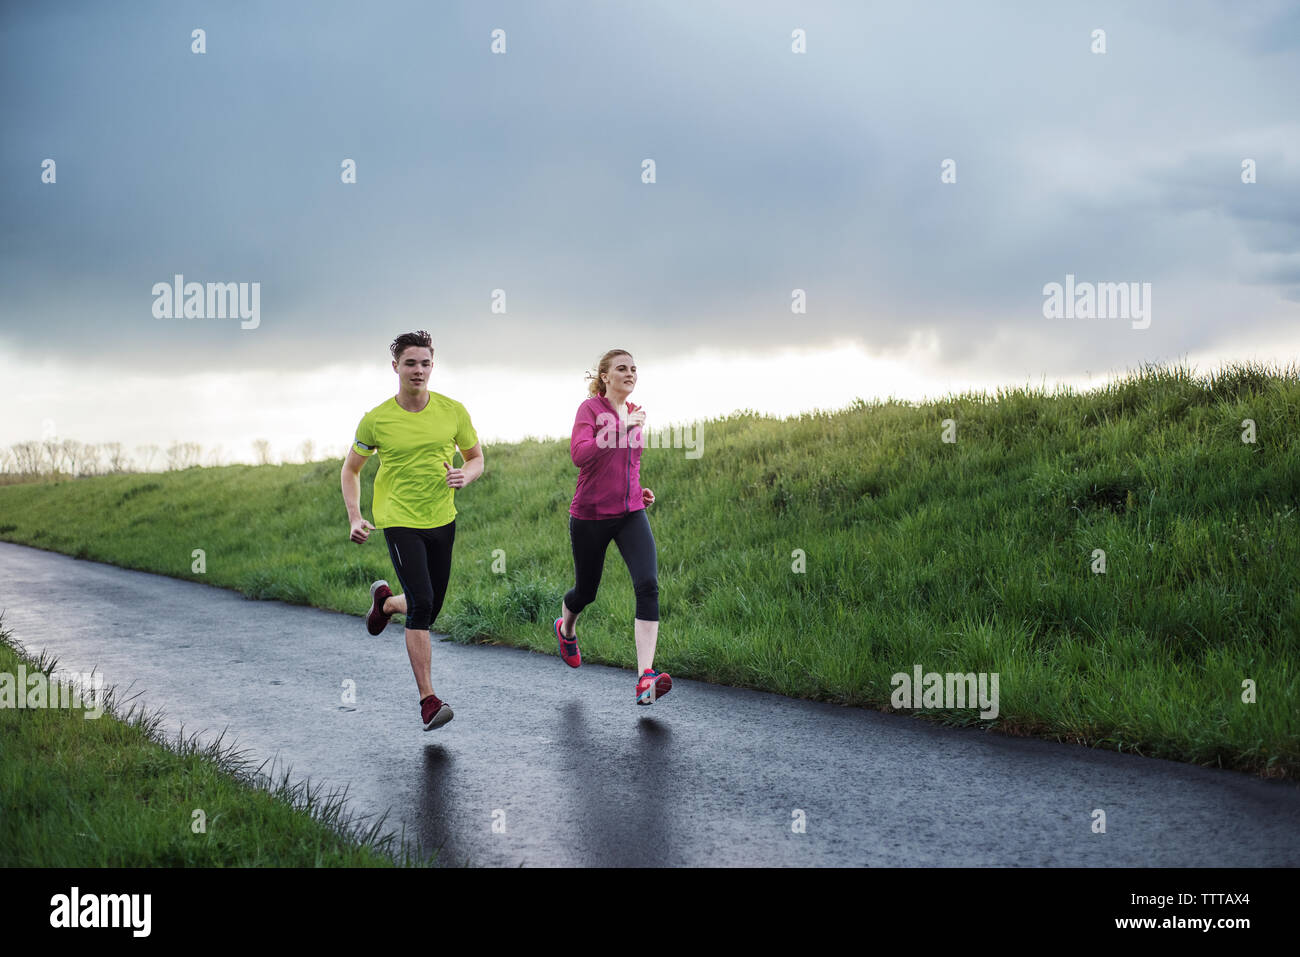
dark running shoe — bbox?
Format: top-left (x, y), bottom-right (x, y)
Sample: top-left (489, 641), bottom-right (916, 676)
top-left (555, 618), bottom-right (581, 668)
top-left (421, 693), bottom-right (453, 731)
top-left (635, 669), bottom-right (672, 705)
top-left (367, 580), bottom-right (394, 635)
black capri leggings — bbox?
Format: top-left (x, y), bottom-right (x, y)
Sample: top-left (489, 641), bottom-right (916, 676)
top-left (564, 510), bottom-right (659, 622)
top-left (383, 522), bottom-right (455, 632)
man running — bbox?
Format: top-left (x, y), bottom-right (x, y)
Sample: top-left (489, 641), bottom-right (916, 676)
top-left (340, 331), bottom-right (484, 731)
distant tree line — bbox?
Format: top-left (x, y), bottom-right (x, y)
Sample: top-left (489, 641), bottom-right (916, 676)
top-left (0, 438), bottom-right (334, 482)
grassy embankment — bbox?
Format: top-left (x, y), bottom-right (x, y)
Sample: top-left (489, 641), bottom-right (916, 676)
top-left (0, 360), bottom-right (1296, 778)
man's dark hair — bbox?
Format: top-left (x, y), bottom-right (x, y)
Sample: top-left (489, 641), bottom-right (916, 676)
top-left (391, 330), bottom-right (434, 362)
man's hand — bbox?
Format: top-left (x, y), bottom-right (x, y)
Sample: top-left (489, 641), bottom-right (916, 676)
top-left (350, 518), bottom-right (375, 543)
top-left (642, 487), bottom-right (655, 506)
top-left (445, 461), bottom-right (467, 489)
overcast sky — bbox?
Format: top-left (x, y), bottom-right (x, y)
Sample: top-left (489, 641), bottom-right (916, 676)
top-left (1, 0), bottom-right (1297, 462)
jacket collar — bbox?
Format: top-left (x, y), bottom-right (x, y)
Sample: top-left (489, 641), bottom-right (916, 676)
top-left (598, 392), bottom-right (637, 413)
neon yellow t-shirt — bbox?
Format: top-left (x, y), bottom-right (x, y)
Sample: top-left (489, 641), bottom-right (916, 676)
top-left (352, 392), bottom-right (479, 529)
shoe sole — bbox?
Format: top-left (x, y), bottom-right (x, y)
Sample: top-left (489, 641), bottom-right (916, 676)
top-left (555, 618), bottom-right (581, 668)
top-left (636, 674), bottom-right (672, 705)
top-left (423, 704), bottom-right (453, 731)
top-left (367, 580), bottom-right (392, 635)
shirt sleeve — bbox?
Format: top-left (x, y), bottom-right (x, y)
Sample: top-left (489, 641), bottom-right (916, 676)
top-left (571, 401), bottom-right (618, 467)
top-left (352, 411), bottom-right (377, 457)
top-left (454, 402), bottom-right (479, 451)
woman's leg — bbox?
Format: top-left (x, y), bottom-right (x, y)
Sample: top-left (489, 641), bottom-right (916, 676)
top-left (613, 510), bottom-right (659, 673)
top-left (562, 516), bottom-right (616, 637)
top-left (633, 619), bottom-right (659, 676)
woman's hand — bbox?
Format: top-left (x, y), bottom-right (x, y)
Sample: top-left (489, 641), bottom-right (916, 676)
top-left (350, 518), bottom-right (375, 543)
top-left (626, 408), bottom-right (646, 430)
top-left (642, 487), bottom-right (655, 506)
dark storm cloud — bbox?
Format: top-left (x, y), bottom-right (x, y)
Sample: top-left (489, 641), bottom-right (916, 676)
top-left (1, 0), bottom-right (1296, 376)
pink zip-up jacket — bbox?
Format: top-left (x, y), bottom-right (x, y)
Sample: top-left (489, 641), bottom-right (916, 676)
top-left (569, 393), bottom-right (644, 519)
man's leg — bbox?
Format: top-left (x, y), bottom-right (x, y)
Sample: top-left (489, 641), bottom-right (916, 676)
top-left (384, 527), bottom-right (438, 699)
top-left (377, 590), bottom-right (445, 700)
top-left (411, 522), bottom-right (456, 698)
top-left (406, 627), bottom-right (435, 700)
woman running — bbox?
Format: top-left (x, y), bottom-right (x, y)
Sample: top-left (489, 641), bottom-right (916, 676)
top-left (341, 330), bottom-right (484, 731)
top-left (555, 349), bottom-right (672, 705)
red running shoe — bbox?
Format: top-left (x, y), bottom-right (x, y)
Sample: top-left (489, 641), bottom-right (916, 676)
top-left (635, 669), bottom-right (672, 705)
top-left (555, 618), bottom-right (581, 668)
top-left (367, 580), bottom-right (394, 635)
top-left (421, 693), bottom-right (453, 731)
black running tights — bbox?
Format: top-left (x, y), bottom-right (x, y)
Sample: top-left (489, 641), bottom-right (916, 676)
top-left (383, 522), bottom-right (455, 631)
top-left (564, 510), bottom-right (659, 621)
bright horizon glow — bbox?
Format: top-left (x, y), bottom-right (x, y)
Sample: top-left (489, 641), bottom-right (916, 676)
top-left (2, 335), bottom-right (1297, 470)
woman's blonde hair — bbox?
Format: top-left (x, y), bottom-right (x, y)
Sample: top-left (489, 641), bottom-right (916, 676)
top-left (587, 349), bottom-right (634, 397)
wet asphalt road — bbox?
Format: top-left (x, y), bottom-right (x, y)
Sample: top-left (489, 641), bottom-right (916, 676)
top-left (1, 541), bottom-right (1298, 867)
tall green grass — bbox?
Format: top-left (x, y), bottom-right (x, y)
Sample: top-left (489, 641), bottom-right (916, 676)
top-left (1, 359), bottom-right (1296, 776)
